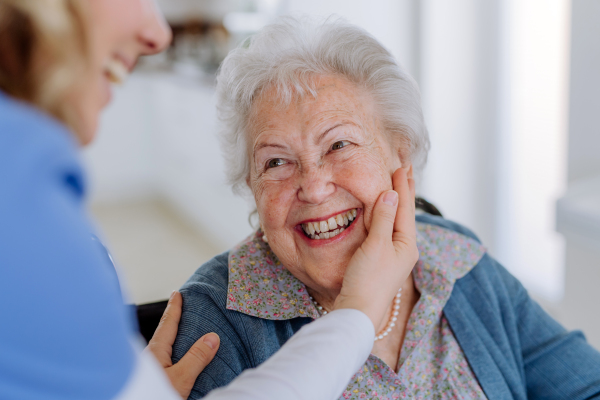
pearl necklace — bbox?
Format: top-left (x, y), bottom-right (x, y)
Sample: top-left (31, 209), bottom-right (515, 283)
top-left (310, 288), bottom-right (402, 342)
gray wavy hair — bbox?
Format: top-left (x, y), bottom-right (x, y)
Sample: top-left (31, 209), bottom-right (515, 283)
top-left (216, 15), bottom-right (430, 195)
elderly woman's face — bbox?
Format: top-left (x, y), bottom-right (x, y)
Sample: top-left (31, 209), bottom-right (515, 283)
top-left (249, 75), bottom-right (404, 295)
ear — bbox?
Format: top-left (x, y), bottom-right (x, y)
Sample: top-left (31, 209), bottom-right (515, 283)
top-left (394, 144), bottom-right (409, 170)
top-left (406, 164), bottom-right (414, 179)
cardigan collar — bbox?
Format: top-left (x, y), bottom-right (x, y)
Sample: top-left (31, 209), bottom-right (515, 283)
top-left (226, 222), bottom-right (486, 320)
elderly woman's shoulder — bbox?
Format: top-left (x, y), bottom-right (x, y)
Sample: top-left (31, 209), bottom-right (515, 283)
top-left (415, 213), bottom-right (481, 243)
top-left (179, 251), bottom-right (230, 298)
top-left (415, 213), bottom-right (523, 296)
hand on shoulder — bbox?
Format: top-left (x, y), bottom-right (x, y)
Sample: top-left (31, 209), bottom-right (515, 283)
top-left (144, 291), bottom-right (220, 399)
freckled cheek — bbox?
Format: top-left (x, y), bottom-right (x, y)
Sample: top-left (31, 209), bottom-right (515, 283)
top-left (333, 159), bottom-right (392, 231)
top-left (256, 183), bottom-right (297, 230)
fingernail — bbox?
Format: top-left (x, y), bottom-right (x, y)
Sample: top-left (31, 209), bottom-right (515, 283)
top-left (383, 191), bottom-right (398, 206)
top-left (170, 290), bottom-right (177, 299)
top-left (203, 333), bottom-right (220, 350)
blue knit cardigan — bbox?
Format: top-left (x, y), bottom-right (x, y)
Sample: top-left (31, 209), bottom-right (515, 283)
top-left (172, 214), bottom-right (600, 399)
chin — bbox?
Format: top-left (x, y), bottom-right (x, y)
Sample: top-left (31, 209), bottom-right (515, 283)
top-left (308, 259), bottom-right (349, 292)
top-left (76, 114), bottom-right (99, 146)
top-left (302, 241), bottom-right (364, 291)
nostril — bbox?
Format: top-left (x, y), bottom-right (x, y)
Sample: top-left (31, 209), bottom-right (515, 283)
top-left (138, 24), bottom-right (172, 55)
top-left (140, 37), bottom-right (158, 51)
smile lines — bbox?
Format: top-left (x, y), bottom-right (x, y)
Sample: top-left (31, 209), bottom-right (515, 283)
top-left (301, 209), bottom-right (357, 240)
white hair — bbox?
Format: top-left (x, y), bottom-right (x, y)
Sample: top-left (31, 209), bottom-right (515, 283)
top-left (216, 15), bottom-right (430, 195)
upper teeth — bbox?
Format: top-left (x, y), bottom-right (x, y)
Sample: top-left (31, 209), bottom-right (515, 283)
top-left (105, 58), bottom-right (129, 85)
top-left (302, 209), bottom-right (357, 240)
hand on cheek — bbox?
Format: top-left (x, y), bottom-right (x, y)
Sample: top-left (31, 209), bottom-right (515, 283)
top-left (363, 163), bottom-right (412, 234)
top-left (334, 167), bottom-right (418, 329)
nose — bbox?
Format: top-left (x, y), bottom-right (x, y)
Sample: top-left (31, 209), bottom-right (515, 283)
top-left (297, 168), bottom-right (336, 204)
top-left (138, 0), bottom-right (172, 55)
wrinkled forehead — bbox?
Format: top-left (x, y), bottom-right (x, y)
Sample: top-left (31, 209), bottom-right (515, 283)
top-left (247, 74), bottom-right (378, 143)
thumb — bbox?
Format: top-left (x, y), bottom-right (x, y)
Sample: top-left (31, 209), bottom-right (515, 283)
top-left (365, 190), bottom-right (398, 245)
top-left (168, 333), bottom-right (220, 398)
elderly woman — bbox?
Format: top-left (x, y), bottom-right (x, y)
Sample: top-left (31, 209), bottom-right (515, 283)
top-left (172, 16), bottom-right (600, 400)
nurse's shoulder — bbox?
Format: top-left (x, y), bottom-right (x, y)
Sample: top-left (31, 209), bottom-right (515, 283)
top-left (0, 90), bottom-right (83, 195)
top-left (0, 92), bottom-right (142, 400)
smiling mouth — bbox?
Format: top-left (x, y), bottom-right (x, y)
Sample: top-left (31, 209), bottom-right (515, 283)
top-left (300, 208), bottom-right (358, 240)
top-left (104, 57), bottom-right (130, 85)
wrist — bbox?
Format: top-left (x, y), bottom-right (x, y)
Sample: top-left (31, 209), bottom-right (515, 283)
top-left (333, 295), bottom-right (382, 330)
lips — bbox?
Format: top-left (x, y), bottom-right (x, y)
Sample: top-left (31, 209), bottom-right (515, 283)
top-left (300, 209), bottom-right (358, 240)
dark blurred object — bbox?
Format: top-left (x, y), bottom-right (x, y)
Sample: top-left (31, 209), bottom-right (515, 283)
top-left (416, 197), bottom-right (443, 217)
top-left (170, 19), bottom-right (229, 70)
top-left (137, 18), bottom-right (229, 74)
top-left (136, 300), bottom-right (168, 344)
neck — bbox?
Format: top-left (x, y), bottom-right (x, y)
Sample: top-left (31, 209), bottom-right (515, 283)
top-left (308, 288), bottom-right (339, 312)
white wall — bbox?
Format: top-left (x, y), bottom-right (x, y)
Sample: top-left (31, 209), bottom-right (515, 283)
top-left (557, 0), bottom-right (600, 348)
top-left (568, 0), bottom-right (600, 182)
top-left (495, 0), bottom-right (570, 301)
top-left (418, 0), bottom-right (570, 302)
top-left (419, 0), bottom-right (501, 251)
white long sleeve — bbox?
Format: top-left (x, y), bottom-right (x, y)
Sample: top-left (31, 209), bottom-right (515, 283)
top-left (205, 309), bottom-right (374, 400)
top-left (116, 309), bottom-right (374, 400)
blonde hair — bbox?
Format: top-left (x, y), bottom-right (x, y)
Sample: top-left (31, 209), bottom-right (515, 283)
top-left (0, 0), bottom-right (88, 132)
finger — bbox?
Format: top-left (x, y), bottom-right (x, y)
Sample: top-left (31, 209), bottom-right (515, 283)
top-left (147, 291), bottom-right (182, 365)
top-left (408, 177), bottom-right (416, 211)
top-left (407, 165), bottom-right (416, 213)
top-left (170, 333), bottom-right (220, 396)
top-left (392, 167), bottom-right (416, 242)
top-left (364, 189), bottom-right (398, 245)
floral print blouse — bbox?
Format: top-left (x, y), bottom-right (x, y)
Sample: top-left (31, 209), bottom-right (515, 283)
top-left (226, 222), bottom-right (488, 399)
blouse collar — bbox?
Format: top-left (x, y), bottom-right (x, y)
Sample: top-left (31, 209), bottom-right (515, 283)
top-left (226, 222), bottom-right (486, 320)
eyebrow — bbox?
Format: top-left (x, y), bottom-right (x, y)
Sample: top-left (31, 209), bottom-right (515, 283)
top-left (315, 123), bottom-right (347, 144)
top-left (254, 142), bottom-right (287, 152)
top-left (254, 122), bottom-right (355, 152)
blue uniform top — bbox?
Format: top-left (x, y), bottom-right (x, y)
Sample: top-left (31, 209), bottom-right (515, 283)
top-left (0, 92), bottom-right (136, 399)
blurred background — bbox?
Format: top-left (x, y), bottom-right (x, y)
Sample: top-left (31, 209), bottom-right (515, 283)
top-left (83, 0), bottom-right (600, 347)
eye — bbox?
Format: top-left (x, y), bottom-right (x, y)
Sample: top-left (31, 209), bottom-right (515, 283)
top-left (266, 158), bottom-right (287, 169)
top-left (331, 140), bottom-right (351, 151)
